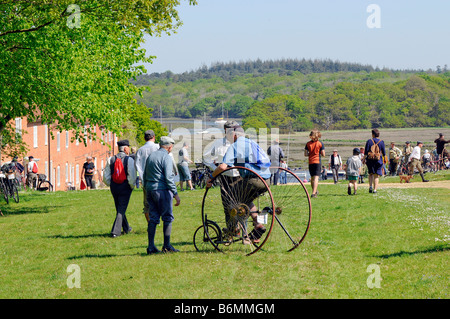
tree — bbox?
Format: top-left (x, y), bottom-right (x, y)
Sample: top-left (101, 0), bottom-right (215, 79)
top-left (129, 103), bottom-right (168, 146)
top-left (0, 0), bottom-right (196, 152)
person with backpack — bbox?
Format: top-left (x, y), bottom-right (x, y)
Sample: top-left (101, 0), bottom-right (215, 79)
top-left (364, 129), bottom-right (386, 194)
top-left (103, 139), bottom-right (137, 238)
top-left (26, 156), bottom-right (39, 189)
top-left (177, 142), bottom-right (194, 191)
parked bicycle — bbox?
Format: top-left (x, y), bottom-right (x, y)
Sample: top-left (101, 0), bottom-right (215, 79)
top-left (0, 164), bottom-right (19, 203)
top-left (191, 164), bottom-right (215, 189)
top-left (36, 174), bottom-right (53, 192)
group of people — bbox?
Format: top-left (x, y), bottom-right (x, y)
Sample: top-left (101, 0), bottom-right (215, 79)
top-left (0, 155), bottom-right (37, 190)
top-left (101, 125), bottom-right (447, 255)
top-left (102, 130), bottom-right (181, 254)
top-left (304, 129), bottom-right (449, 196)
top-left (103, 122), bottom-right (279, 254)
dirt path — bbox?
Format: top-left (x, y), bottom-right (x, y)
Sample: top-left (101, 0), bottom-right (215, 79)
top-left (350, 180), bottom-right (450, 189)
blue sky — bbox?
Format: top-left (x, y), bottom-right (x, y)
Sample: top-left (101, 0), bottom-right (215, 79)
top-left (140, 0), bottom-right (450, 74)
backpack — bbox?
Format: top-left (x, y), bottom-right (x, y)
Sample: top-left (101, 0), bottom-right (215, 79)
top-left (32, 162), bottom-right (38, 173)
top-left (111, 156), bottom-right (128, 184)
top-left (367, 139), bottom-right (381, 160)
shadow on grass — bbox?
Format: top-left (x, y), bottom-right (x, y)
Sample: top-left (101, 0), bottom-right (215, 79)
top-left (0, 205), bottom-right (65, 216)
top-left (371, 245), bottom-right (450, 259)
top-left (48, 233), bottom-right (112, 239)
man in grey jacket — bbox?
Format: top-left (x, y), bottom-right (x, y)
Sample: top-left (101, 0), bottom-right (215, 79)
top-left (144, 136), bottom-right (181, 254)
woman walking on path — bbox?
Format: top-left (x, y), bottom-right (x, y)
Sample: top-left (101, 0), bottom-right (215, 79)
top-left (364, 129), bottom-right (386, 194)
top-left (304, 130), bottom-right (325, 198)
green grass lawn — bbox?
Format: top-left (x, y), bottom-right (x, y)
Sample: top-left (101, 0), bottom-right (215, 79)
top-left (0, 170), bottom-right (449, 299)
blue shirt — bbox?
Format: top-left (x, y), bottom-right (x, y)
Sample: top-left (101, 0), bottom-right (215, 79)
top-left (222, 136), bottom-right (271, 179)
top-left (144, 148), bottom-right (178, 195)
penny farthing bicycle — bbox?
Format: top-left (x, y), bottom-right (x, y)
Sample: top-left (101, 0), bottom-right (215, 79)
top-left (193, 166), bottom-right (312, 255)
top-left (194, 166), bottom-right (275, 256)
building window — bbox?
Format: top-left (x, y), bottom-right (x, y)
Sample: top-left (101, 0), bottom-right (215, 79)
top-left (56, 132), bottom-right (60, 152)
top-left (66, 131), bottom-right (69, 149)
top-left (57, 165), bottom-right (60, 187)
top-left (15, 118), bottom-right (22, 136)
top-left (33, 125), bottom-right (38, 148)
top-left (65, 163), bottom-right (69, 183)
top-left (76, 164), bottom-right (80, 185)
top-left (44, 124), bottom-right (48, 146)
top-left (45, 161), bottom-right (48, 177)
top-left (50, 161), bottom-right (54, 186)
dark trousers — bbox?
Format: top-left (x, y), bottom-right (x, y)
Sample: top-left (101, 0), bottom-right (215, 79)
top-left (110, 181), bottom-right (133, 236)
top-left (389, 159), bottom-right (398, 176)
top-left (331, 165), bottom-right (340, 183)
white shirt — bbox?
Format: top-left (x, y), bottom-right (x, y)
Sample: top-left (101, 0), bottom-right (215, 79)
top-left (27, 160), bottom-right (38, 173)
top-left (409, 146), bottom-right (422, 161)
top-left (178, 147), bottom-right (190, 164)
top-left (203, 137), bottom-right (230, 171)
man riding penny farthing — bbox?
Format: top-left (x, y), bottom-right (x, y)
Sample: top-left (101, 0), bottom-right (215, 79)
top-left (196, 125), bottom-right (275, 256)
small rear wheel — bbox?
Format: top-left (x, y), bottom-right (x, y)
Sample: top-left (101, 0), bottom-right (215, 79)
top-left (193, 221), bottom-right (221, 252)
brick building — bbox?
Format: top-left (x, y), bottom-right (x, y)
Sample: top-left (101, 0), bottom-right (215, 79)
top-left (2, 117), bottom-right (118, 191)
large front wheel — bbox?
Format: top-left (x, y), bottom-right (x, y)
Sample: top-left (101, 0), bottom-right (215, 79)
top-left (266, 168), bottom-right (312, 252)
top-left (201, 166), bottom-right (275, 256)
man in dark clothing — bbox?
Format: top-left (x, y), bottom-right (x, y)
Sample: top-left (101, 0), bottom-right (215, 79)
top-left (434, 133), bottom-right (450, 169)
top-left (81, 156), bottom-right (95, 190)
top-left (103, 139), bottom-right (137, 238)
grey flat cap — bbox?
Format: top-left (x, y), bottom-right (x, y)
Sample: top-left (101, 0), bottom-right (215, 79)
top-left (160, 136), bottom-right (175, 146)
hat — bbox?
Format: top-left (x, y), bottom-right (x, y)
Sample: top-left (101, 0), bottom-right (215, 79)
top-left (353, 148), bottom-right (361, 154)
top-left (405, 141), bottom-right (410, 144)
top-left (159, 136), bottom-right (175, 146)
top-left (333, 149), bottom-right (338, 152)
top-left (417, 141), bottom-right (423, 145)
top-left (28, 156), bottom-right (34, 159)
top-left (224, 120), bottom-right (240, 129)
top-left (439, 133), bottom-right (444, 137)
top-left (144, 130), bottom-right (155, 139)
top-left (117, 139), bottom-right (130, 147)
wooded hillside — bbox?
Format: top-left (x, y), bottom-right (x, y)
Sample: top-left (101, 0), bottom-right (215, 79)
top-left (132, 59), bottom-right (450, 132)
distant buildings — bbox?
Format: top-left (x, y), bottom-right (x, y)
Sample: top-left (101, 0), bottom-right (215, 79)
top-left (2, 117), bottom-right (118, 191)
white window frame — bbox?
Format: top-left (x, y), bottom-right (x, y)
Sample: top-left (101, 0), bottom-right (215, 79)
top-left (15, 118), bottom-right (22, 136)
top-left (56, 132), bottom-right (60, 152)
top-left (33, 125), bottom-right (38, 148)
top-left (44, 124), bottom-right (48, 146)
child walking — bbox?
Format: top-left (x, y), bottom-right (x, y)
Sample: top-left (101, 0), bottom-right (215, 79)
top-left (345, 148), bottom-right (363, 195)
